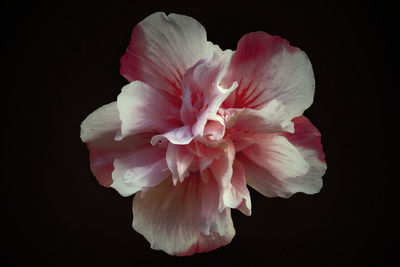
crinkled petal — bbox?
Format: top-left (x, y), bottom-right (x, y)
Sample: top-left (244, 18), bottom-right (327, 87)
top-left (117, 81), bottom-right (180, 139)
top-left (225, 99), bottom-right (294, 134)
top-left (121, 12), bottom-right (215, 105)
top-left (222, 160), bottom-right (251, 216)
top-left (132, 173), bottom-right (235, 256)
top-left (151, 125), bottom-right (194, 145)
top-left (111, 145), bottom-right (170, 197)
top-left (209, 141), bottom-right (236, 205)
top-left (80, 102), bottom-right (151, 186)
top-left (240, 117), bottom-right (326, 198)
top-left (166, 143), bottom-right (195, 185)
top-left (222, 32), bottom-right (314, 118)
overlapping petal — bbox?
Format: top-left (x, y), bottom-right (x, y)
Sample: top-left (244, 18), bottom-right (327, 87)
top-left (222, 32), bottom-right (315, 118)
top-left (121, 12), bottom-right (216, 106)
top-left (239, 116), bottom-right (326, 198)
top-left (225, 99), bottom-right (294, 134)
top-left (111, 145), bottom-right (170, 197)
top-left (80, 102), bottom-right (152, 186)
top-left (132, 173), bottom-right (235, 256)
top-left (117, 81), bottom-right (180, 139)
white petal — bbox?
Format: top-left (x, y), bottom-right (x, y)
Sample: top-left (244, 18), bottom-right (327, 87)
top-left (111, 145), bottom-right (170, 197)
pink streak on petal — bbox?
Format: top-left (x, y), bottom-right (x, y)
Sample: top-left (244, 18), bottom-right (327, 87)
top-left (222, 31), bottom-right (315, 118)
top-left (225, 99), bottom-right (294, 134)
top-left (120, 12), bottom-right (214, 101)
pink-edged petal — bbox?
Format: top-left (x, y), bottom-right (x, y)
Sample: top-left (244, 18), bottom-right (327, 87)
top-left (80, 102), bottom-right (151, 186)
top-left (282, 116), bottom-right (326, 162)
top-left (239, 117), bottom-right (326, 198)
top-left (121, 12), bottom-right (215, 104)
top-left (242, 135), bottom-right (309, 180)
top-left (151, 125), bottom-right (194, 145)
top-left (225, 99), bottom-right (294, 134)
top-left (132, 173), bottom-right (235, 256)
top-left (117, 81), bottom-right (180, 139)
top-left (221, 160), bottom-right (251, 216)
top-left (222, 32), bottom-right (315, 118)
top-left (111, 145), bottom-right (170, 197)
top-left (166, 143), bottom-right (195, 185)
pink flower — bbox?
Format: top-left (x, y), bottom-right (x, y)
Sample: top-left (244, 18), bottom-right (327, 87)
top-left (80, 12), bottom-right (326, 256)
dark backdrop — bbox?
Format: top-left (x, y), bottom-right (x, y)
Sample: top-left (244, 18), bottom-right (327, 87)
top-left (4, 0), bottom-right (397, 265)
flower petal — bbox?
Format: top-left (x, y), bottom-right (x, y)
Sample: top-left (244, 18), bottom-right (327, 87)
top-left (209, 140), bottom-right (235, 199)
top-left (190, 54), bottom-right (238, 136)
top-left (165, 143), bottom-right (195, 185)
top-left (240, 117), bottom-right (326, 198)
top-left (222, 32), bottom-right (315, 118)
top-left (225, 99), bottom-right (294, 134)
top-left (282, 116), bottom-right (326, 162)
top-left (121, 12), bottom-right (215, 104)
top-left (132, 173), bottom-right (235, 256)
top-left (80, 102), bottom-right (151, 187)
top-left (117, 81), bottom-right (180, 139)
top-left (222, 160), bottom-right (251, 216)
top-left (111, 145), bottom-right (170, 197)
top-left (151, 125), bottom-right (194, 145)
top-left (243, 134), bottom-right (309, 180)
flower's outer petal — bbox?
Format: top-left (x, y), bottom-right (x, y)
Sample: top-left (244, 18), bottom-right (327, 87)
top-left (80, 102), bottom-right (121, 144)
top-left (243, 135), bottom-right (309, 180)
top-left (222, 160), bottom-right (251, 216)
top-left (121, 12), bottom-right (214, 104)
top-left (151, 125), bottom-right (194, 146)
top-left (222, 32), bottom-right (314, 118)
top-left (282, 116), bottom-right (326, 163)
top-left (240, 116), bottom-right (326, 198)
top-left (117, 81), bottom-right (180, 139)
top-left (166, 143), bottom-right (195, 185)
top-left (80, 102), bottom-right (151, 186)
top-left (225, 99), bottom-right (294, 134)
top-left (132, 173), bottom-right (235, 256)
top-left (111, 145), bottom-right (170, 197)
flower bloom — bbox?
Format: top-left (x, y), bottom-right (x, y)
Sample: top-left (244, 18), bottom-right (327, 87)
top-left (80, 12), bottom-right (326, 256)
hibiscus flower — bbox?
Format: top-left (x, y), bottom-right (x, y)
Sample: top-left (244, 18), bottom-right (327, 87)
top-left (80, 12), bottom-right (326, 256)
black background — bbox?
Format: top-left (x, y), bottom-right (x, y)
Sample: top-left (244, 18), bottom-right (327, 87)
top-left (4, 0), bottom-right (397, 265)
